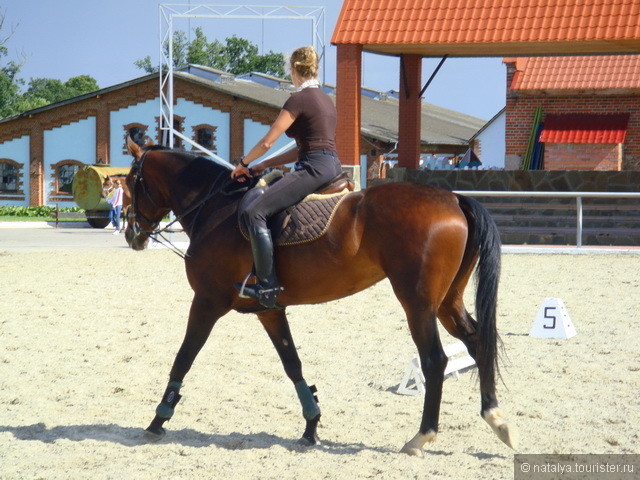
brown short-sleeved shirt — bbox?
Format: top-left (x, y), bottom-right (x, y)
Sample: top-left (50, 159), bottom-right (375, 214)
top-left (282, 87), bottom-right (337, 155)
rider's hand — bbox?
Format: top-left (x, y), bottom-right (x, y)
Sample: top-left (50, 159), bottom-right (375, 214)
top-left (231, 163), bottom-right (251, 182)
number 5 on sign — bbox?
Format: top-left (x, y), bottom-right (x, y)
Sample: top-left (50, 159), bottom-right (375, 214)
top-left (530, 298), bottom-right (577, 339)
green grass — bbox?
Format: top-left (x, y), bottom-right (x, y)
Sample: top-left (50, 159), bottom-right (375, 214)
top-left (0, 215), bottom-right (53, 222)
top-left (0, 216), bottom-right (86, 222)
top-left (0, 206), bottom-right (86, 222)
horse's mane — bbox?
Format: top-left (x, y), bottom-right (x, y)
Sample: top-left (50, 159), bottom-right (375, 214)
top-left (139, 145), bottom-right (245, 196)
top-left (143, 145), bottom-right (171, 152)
top-left (140, 145), bottom-right (228, 181)
top-left (180, 155), bottom-right (228, 184)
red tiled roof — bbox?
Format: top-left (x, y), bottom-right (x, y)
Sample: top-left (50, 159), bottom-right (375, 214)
top-left (332, 0), bottom-right (640, 56)
top-left (509, 55), bottom-right (640, 91)
top-left (539, 114), bottom-right (630, 143)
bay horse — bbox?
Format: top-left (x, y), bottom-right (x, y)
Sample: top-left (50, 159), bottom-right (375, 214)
top-left (124, 138), bottom-right (517, 456)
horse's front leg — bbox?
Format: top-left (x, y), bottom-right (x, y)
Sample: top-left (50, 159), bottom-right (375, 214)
top-left (257, 309), bottom-right (321, 445)
top-left (145, 294), bottom-right (229, 439)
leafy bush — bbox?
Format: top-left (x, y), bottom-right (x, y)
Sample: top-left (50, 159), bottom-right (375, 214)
top-left (0, 206), bottom-right (84, 217)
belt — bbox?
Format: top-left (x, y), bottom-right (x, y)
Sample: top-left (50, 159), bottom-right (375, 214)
top-left (299, 149), bottom-right (338, 158)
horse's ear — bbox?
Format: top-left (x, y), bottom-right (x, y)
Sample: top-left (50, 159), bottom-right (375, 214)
top-left (126, 136), bottom-right (143, 162)
top-left (144, 137), bottom-right (154, 147)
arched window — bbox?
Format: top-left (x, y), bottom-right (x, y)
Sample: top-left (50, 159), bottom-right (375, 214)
top-left (192, 124), bottom-right (218, 153)
top-left (50, 160), bottom-right (83, 195)
top-left (156, 115), bottom-right (185, 149)
top-left (0, 161), bottom-right (18, 192)
top-left (58, 164), bottom-right (80, 193)
top-left (122, 123), bottom-right (149, 153)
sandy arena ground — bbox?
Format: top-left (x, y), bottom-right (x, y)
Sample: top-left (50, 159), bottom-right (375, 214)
top-left (0, 245), bottom-right (639, 479)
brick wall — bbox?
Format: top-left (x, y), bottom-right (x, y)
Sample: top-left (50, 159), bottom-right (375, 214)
top-left (336, 44), bottom-right (362, 166)
top-left (29, 127), bottom-right (44, 206)
top-left (505, 62), bottom-right (640, 171)
top-left (545, 143), bottom-right (621, 170)
top-left (96, 103), bottom-right (110, 164)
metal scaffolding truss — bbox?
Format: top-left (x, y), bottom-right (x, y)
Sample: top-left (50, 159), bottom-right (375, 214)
top-left (158, 4), bottom-right (326, 167)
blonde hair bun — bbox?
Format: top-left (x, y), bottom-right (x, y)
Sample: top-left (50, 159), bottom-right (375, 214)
top-left (290, 46), bottom-right (319, 79)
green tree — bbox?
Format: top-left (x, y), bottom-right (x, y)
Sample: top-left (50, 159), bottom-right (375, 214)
top-left (0, 11), bottom-right (24, 118)
top-left (133, 56), bottom-right (155, 74)
top-left (135, 30), bottom-right (285, 78)
top-left (187, 27), bottom-right (226, 69)
top-left (65, 75), bottom-right (99, 96)
top-left (135, 30), bottom-right (190, 74)
top-left (250, 51), bottom-right (288, 78)
top-left (222, 35), bottom-right (259, 74)
top-left (21, 75), bottom-right (99, 107)
top-left (25, 78), bottom-right (67, 104)
top-left (0, 59), bottom-right (23, 118)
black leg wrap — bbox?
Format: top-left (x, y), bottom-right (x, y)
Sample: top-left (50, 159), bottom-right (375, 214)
top-left (155, 381), bottom-right (182, 420)
top-left (145, 381), bottom-right (183, 438)
top-left (301, 413), bottom-right (321, 445)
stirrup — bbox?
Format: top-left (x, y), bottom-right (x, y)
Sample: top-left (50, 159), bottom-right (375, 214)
top-left (236, 272), bottom-right (253, 299)
top-left (235, 274), bottom-right (282, 308)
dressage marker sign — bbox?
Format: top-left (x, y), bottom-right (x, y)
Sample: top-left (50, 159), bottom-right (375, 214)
top-left (530, 297), bottom-right (577, 339)
top-left (397, 341), bottom-right (476, 395)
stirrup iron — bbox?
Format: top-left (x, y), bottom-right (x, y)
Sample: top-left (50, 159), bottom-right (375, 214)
top-left (237, 272), bottom-right (253, 299)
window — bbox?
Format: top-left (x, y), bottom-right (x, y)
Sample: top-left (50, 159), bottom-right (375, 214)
top-left (122, 123), bottom-right (149, 153)
top-left (128, 127), bottom-right (146, 146)
top-left (57, 164), bottom-right (80, 193)
top-left (0, 162), bottom-right (18, 192)
top-left (172, 118), bottom-right (184, 149)
top-left (156, 115), bottom-right (185, 149)
top-left (50, 160), bottom-right (83, 196)
top-left (192, 124), bottom-right (218, 153)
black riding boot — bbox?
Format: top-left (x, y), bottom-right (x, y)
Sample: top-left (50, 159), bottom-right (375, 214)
top-left (236, 226), bottom-right (282, 308)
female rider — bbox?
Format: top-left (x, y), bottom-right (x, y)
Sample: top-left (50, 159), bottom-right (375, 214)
top-left (230, 46), bottom-right (342, 308)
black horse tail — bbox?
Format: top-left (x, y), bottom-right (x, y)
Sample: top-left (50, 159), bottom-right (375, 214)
top-left (456, 194), bottom-right (502, 392)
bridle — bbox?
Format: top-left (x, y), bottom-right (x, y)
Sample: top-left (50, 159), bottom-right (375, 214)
top-left (128, 149), bottom-right (235, 258)
top-left (128, 150), bottom-right (167, 236)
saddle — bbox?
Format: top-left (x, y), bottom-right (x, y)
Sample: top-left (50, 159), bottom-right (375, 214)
top-left (238, 170), bottom-right (354, 246)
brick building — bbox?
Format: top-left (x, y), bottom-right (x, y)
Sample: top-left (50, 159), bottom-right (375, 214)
top-left (331, 0), bottom-right (640, 171)
top-left (504, 55), bottom-right (640, 171)
top-left (0, 66), bottom-right (482, 207)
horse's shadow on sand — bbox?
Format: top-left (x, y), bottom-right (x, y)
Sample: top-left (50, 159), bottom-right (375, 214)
top-left (0, 422), bottom-right (407, 456)
top-left (0, 423), bottom-right (506, 459)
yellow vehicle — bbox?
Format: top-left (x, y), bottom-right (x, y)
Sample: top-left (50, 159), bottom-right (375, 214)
top-left (71, 165), bottom-right (130, 228)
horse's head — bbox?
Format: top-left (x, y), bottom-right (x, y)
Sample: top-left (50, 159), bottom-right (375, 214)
top-left (124, 137), bottom-right (171, 251)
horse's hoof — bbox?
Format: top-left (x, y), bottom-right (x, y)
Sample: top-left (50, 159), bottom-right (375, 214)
top-left (400, 430), bottom-right (436, 456)
top-left (298, 434), bottom-right (321, 446)
top-left (482, 408), bottom-right (519, 450)
top-left (143, 427), bottom-right (166, 442)
top-left (496, 422), bottom-right (519, 450)
top-left (399, 445), bottom-right (424, 457)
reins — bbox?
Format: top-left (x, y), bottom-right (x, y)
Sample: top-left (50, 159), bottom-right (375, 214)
top-left (130, 150), bottom-right (234, 259)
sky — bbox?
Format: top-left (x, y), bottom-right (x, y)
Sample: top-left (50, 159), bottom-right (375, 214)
top-left (2, 0), bottom-right (506, 121)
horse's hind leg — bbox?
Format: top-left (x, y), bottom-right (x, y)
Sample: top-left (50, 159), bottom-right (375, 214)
top-left (257, 309), bottom-right (321, 445)
top-left (145, 294), bottom-right (228, 439)
top-left (438, 294), bottom-right (518, 449)
top-left (398, 302), bottom-right (448, 456)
